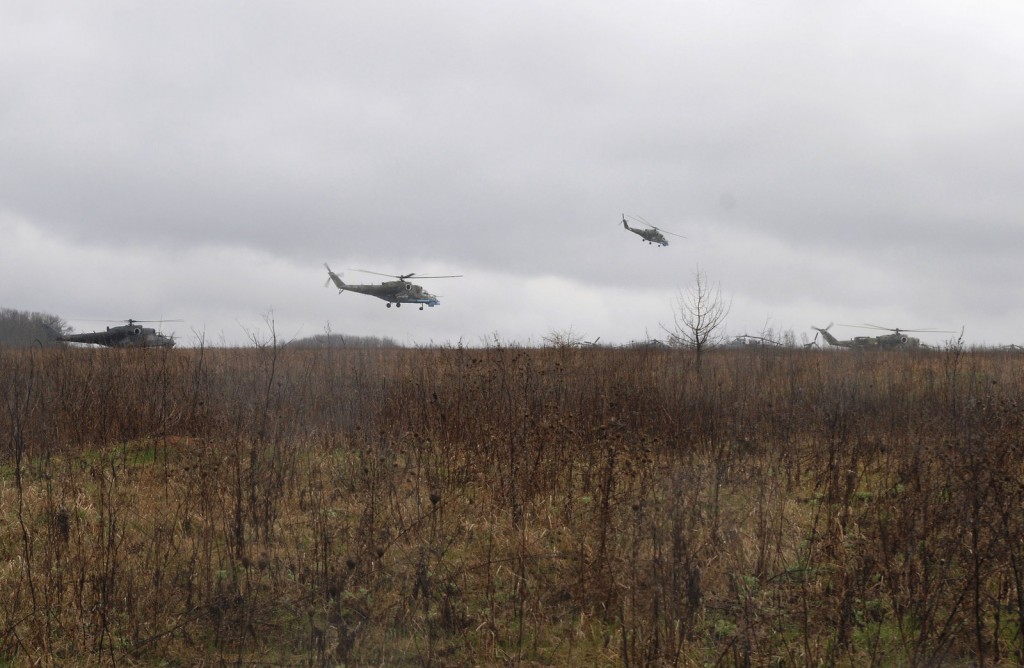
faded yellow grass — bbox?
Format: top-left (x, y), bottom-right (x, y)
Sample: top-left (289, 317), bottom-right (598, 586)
top-left (1, 343), bottom-right (1023, 665)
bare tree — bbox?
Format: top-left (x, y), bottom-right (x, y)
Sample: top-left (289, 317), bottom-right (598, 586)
top-left (542, 326), bottom-right (587, 348)
top-left (0, 308), bottom-right (68, 347)
top-left (663, 268), bottom-right (730, 368)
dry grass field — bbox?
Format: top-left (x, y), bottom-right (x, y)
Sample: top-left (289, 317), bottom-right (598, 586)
top-left (2, 341), bottom-right (1023, 666)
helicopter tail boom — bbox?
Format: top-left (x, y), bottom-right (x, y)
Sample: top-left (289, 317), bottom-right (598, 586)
top-left (811, 323), bottom-right (842, 347)
top-left (324, 263), bottom-right (347, 292)
top-left (41, 323), bottom-right (66, 341)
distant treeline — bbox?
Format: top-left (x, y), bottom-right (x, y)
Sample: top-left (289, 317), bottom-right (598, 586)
top-left (288, 332), bottom-right (401, 348)
top-left (1, 308), bottom-right (402, 349)
top-left (0, 307), bottom-right (67, 347)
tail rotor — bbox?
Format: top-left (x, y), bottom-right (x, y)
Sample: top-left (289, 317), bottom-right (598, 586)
top-left (324, 263), bottom-right (345, 290)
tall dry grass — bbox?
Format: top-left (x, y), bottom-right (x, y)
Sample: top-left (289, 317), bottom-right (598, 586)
top-left (1, 341), bottom-right (1023, 666)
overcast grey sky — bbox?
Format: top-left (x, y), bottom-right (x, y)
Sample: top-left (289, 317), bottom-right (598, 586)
top-left (2, 1), bottom-right (1022, 347)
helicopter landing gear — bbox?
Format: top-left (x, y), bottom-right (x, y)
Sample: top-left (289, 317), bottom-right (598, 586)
top-left (386, 303), bottom-right (392, 308)
top-left (419, 305), bottom-right (424, 311)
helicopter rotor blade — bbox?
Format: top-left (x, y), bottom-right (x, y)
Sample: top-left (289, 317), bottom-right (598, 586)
top-left (653, 226), bottom-right (686, 239)
top-left (838, 323), bottom-right (884, 330)
top-left (351, 269), bottom-right (463, 281)
top-left (623, 213), bottom-right (686, 238)
top-left (351, 268), bottom-right (402, 279)
top-left (622, 213), bottom-right (657, 229)
top-left (852, 323), bottom-right (957, 334)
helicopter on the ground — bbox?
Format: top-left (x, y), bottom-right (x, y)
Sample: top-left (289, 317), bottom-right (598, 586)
top-left (324, 264), bottom-right (462, 310)
top-left (811, 323), bottom-right (954, 350)
top-left (620, 214), bottom-right (685, 247)
top-left (46, 319), bottom-right (177, 348)
top-left (724, 334), bottom-right (784, 348)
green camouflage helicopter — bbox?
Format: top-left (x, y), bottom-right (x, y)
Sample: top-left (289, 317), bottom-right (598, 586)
top-left (45, 319), bottom-right (177, 348)
top-left (725, 334), bottom-right (784, 348)
top-left (324, 264), bottom-right (461, 310)
top-left (620, 214), bottom-right (685, 247)
top-left (811, 323), bottom-right (954, 350)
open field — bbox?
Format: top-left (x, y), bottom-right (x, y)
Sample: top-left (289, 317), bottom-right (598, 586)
top-left (2, 342), bottom-right (1023, 666)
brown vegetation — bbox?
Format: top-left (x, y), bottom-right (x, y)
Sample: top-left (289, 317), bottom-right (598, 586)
top-left (1, 341), bottom-right (1023, 666)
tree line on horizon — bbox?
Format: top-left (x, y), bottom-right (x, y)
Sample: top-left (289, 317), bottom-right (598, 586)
top-left (0, 307), bottom-right (403, 349)
top-left (0, 307), bottom-right (67, 347)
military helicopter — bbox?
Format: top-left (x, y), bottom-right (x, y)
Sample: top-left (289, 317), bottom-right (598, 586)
top-left (620, 214), bottom-right (685, 247)
top-left (811, 323), bottom-right (954, 350)
top-left (724, 334), bottom-right (784, 348)
top-left (46, 319), bottom-right (177, 348)
top-left (324, 264), bottom-right (462, 310)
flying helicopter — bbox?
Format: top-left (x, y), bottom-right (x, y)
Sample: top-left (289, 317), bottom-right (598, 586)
top-left (811, 323), bottom-right (954, 350)
top-left (324, 264), bottom-right (462, 310)
top-left (46, 319), bottom-right (177, 348)
top-left (620, 214), bottom-right (685, 247)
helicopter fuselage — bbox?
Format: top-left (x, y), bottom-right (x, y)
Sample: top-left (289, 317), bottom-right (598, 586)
top-left (56, 324), bottom-right (175, 348)
top-left (324, 264), bottom-right (458, 309)
top-left (813, 325), bottom-right (922, 350)
top-left (326, 269), bottom-right (439, 308)
top-left (622, 219), bottom-right (668, 246)
top-left (344, 281), bottom-right (440, 308)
